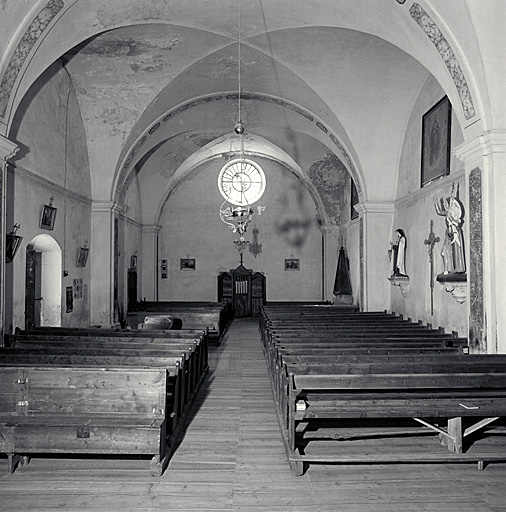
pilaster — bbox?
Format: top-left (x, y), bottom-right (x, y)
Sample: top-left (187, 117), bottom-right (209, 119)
top-left (142, 224), bottom-right (162, 301)
top-left (90, 200), bottom-right (122, 326)
top-left (0, 136), bottom-right (19, 344)
top-left (354, 201), bottom-right (395, 311)
top-left (455, 130), bottom-right (506, 353)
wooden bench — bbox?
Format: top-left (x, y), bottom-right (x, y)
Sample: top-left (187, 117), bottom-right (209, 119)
top-left (8, 332), bottom-right (208, 378)
top-left (130, 301), bottom-right (232, 343)
top-left (284, 361), bottom-right (506, 475)
top-left (0, 366), bottom-right (174, 475)
top-left (0, 350), bottom-right (188, 428)
top-left (6, 339), bottom-right (204, 411)
top-left (257, 305), bottom-right (506, 475)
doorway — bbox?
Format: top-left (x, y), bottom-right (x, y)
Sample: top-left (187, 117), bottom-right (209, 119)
top-left (127, 268), bottom-right (138, 312)
top-left (25, 235), bottom-right (62, 330)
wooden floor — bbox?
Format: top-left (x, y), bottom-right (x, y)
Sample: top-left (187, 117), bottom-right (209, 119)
top-left (1, 318), bottom-right (506, 511)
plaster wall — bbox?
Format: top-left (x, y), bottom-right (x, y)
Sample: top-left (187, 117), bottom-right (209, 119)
top-left (391, 76), bottom-right (467, 336)
top-left (9, 61), bottom-right (91, 195)
top-left (158, 157), bottom-right (324, 302)
top-left (6, 170), bottom-right (91, 331)
top-left (5, 58), bottom-right (92, 331)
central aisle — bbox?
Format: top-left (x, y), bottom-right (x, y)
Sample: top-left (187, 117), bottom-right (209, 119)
top-left (162, 317), bottom-right (312, 509)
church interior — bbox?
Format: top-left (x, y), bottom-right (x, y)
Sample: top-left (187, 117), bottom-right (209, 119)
top-left (1, 1), bottom-right (506, 509)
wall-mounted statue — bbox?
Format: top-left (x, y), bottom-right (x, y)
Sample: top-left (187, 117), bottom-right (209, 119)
top-left (433, 185), bottom-right (466, 275)
top-left (390, 229), bottom-right (407, 277)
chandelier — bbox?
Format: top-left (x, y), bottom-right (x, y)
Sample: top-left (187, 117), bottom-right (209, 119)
top-left (218, 0), bottom-right (266, 262)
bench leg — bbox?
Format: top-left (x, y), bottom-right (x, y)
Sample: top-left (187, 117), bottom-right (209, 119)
top-left (439, 417), bottom-right (463, 453)
top-left (149, 452), bottom-right (171, 477)
top-left (7, 454), bottom-right (30, 474)
top-left (289, 459), bottom-right (307, 476)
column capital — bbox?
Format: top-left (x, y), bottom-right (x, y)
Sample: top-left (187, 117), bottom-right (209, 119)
top-left (142, 224), bottom-right (162, 235)
top-left (455, 130), bottom-right (506, 168)
top-left (354, 201), bottom-right (395, 215)
top-left (0, 135), bottom-right (19, 162)
top-left (91, 200), bottom-right (123, 214)
top-left (321, 224), bottom-right (341, 235)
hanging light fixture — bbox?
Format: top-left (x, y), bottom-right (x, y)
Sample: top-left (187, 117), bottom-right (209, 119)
top-left (218, 0), bottom-right (266, 263)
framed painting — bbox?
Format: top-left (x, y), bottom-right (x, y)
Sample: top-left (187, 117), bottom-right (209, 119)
top-left (285, 258), bottom-right (300, 271)
top-left (180, 258), bottom-right (196, 271)
top-left (66, 286), bottom-right (73, 313)
top-left (40, 204), bottom-right (57, 230)
top-left (77, 247), bottom-right (89, 267)
top-left (421, 96), bottom-right (452, 187)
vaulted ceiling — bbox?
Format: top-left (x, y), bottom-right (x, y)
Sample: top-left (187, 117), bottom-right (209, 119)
top-left (3, 0), bottom-right (486, 211)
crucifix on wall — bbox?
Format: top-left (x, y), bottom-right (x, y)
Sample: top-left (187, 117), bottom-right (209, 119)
top-left (424, 220), bottom-right (440, 315)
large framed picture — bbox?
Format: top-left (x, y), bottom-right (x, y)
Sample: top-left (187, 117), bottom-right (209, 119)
top-left (421, 96), bottom-right (452, 187)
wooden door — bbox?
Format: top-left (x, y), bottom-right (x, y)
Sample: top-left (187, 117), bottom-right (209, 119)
top-left (233, 273), bottom-right (251, 317)
top-left (127, 269), bottom-right (137, 312)
top-left (25, 250), bottom-right (42, 330)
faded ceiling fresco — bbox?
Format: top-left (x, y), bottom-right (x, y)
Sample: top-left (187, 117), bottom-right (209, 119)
top-left (307, 151), bottom-right (350, 225)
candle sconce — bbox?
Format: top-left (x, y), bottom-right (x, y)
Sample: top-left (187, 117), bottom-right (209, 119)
top-left (6, 224), bottom-right (22, 262)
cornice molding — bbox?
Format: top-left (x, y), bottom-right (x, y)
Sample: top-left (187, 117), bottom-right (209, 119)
top-left (395, 168), bottom-right (465, 209)
top-left (9, 163), bottom-right (92, 206)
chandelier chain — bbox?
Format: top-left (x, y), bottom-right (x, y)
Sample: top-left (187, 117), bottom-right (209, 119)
top-left (238, 0), bottom-right (242, 126)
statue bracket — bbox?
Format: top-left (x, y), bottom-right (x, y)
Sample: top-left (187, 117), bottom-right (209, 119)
top-left (436, 273), bottom-right (467, 304)
top-left (388, 274), bottom-right (410, 298)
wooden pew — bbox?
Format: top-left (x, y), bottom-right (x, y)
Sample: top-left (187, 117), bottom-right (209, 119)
top-left (257, 305), bottom-right (506, 475)
top-left (9, 333), bottom-right (207, 374)
top-left (7, 340), bottom-right (203, 409)
top-left (0, 366), bottom-right (174, 475)
top-left (284, 360), bottom-right (506, 475)
top-left (130, 301), bottom-right (232, 343)
top-left (0, 349), bottom-right (187, 428)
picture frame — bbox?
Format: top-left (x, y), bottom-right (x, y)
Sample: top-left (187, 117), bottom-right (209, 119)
top-left (180, 258), bottom-right (196, 271)
top-left (421, 96), bottom-right (452, 187)
top-left (77, 247), bottom-right (89, 267)
top-left (5, 233), bottom-right (23, 262)
top-left (40, 204), bottom-right (57, 230)
top-left (66, 286), bottom-right (73, 313)
top-left (285, 258), bottom-right (300, 271)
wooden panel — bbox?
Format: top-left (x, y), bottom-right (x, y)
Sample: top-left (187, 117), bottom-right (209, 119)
top-left (24, 367), bottom-right (166, 415)
top-left (294, 373), bottom-right (506, 390)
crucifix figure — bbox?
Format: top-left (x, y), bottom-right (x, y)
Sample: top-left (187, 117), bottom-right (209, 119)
top-left (424, 220), bottom-right (440, 315)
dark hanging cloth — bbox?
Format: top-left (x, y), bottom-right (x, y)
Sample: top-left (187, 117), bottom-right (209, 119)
top-left (333, 246), bottom-right (352, 296)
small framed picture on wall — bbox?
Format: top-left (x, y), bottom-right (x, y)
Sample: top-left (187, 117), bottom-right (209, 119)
top-left (40, 203), bottom-right (57, 230)
top-left (180, 258), bottom-right (196, 271)
top-left (285, 258), bottom-right (300, 271)
top-left (421, 96), bottom-right (452, 187)
top-left (77, 247), bottom-right (89, 267)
